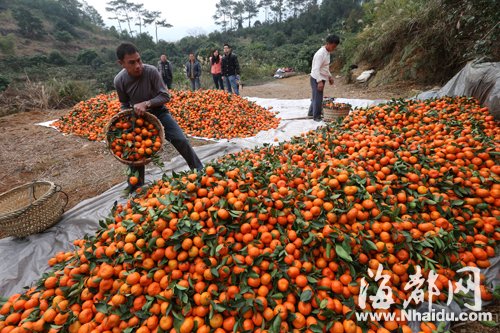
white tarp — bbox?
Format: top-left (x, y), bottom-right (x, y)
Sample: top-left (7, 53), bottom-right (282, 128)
top-left (416, 60), bottom-right (500, 116)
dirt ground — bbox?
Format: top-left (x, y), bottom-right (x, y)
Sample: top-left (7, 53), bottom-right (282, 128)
top-left (0, 74), bottom-right (425, 210)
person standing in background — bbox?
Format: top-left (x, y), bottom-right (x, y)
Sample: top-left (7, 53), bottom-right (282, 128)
top-left (157, 54), bottom-right (173, 89)
top-left (210, 49), bottom-right (224, 90)
top-left (308, 35), bottom-right (340, 121)
top-left (221, 43), bottom-right (240, 95)
top-left (157, 54), bottom-right (174, 89)
top-left (185, 53), bottom-right (201, 91)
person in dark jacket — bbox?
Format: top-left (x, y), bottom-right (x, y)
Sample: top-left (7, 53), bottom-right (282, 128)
top-left (157, 54), bottom-right (173, 89)
top-left (185, 53), bottom-right (201, 91)
top-left (221, 43), bottom-right (240, 95)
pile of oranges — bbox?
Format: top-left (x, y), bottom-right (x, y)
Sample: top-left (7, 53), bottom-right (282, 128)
top-left (167, 90), bottom-right (280, 139)
top-left (54, 93), bottom-right (121, 142)
top-left (54, 90), bottom-right (280, 141)
top-left (322, 98), bottom-right (351, 110)
top-left (107, 113), bottom-right (163, 164)
top-left (2, 96), bottom-right (499, 333)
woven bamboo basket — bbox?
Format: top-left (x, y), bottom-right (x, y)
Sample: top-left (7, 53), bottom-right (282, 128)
top-left (0, 181), bottom-right (68, 239)
top-left (105, 110), bottom-right (165, 167)
top-left (323, 104), bottom-right (351, 122)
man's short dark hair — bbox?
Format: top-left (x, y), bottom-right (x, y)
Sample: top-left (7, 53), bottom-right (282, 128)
top-left (116, 43), bottom-right (139, 61)
top-left (224, 43), bottom-right (231, 48)
top-left (326, 35), bottom-right (340, 45)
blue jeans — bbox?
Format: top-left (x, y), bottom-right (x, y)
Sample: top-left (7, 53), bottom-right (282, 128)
top-left (224, 75), bottom-right (239, 95)
top-left (308, 76), bottom-right (324, 119)
top-left (128, 106), bottom-right (203, 187)
top-left (212, 74), bottom-right (224, 90)
top-left (189, 77), bottom-right (201, 91)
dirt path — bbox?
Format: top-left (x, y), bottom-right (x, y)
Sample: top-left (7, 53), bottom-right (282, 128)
top-left (0, 76), bottom-right (425, 212)
top-left (241, 74), bottom-right (425, 100)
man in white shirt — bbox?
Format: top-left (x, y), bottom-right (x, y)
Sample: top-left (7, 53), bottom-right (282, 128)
top-left (308, 35), bottom-right (340, 121)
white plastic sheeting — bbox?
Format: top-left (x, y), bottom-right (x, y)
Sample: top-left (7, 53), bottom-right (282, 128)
top-left (416, 60), bottom-right (500, 116)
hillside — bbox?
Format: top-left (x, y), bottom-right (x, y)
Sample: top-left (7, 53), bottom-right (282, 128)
top-left (0, 10), bottom-right (117, 58)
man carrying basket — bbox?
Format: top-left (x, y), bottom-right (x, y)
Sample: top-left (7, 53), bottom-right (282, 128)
top-left (114, 43), bottom-right (203, 191)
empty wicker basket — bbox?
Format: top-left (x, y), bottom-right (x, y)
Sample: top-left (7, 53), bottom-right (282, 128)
top-left (0, 181), bottom-right (68, 238)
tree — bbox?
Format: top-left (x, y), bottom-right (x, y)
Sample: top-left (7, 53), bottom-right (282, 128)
top-left (259, 0), bottom-right (273, 22)
top-left (232, 1), bottom-right (245, 30)
top-left (106, 0), bottom-right (135, 35)
top-left (213, 0), bottom-right (233, 32)
top-left (287, 0), bottom-right (305, 18)
top-left (12, 8), bottom-right (45, 38)
top-left (319, 0), bottom-right (358, 24)
top-left (142, 10), bottom-right (172, 43)
top-left (143, 10), bottom-right (158, 34)
top-left (133, 3), bottom-right (145, 35)
top-left (155, 19), bottom-right (173, 44)
top-left (243, 0), bottom-right (259, 28)
top-left (81, 1), bottom-right (105, 27)
top-left (58, 0), bottom-right (84, 24)
top-left (270, 0), bottom-right (286, 22)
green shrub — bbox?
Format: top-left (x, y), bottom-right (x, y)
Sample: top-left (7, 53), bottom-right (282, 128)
top-left (141, 49), bottom-right (157, 64)
top-left (54, 19), bottom-right (77, 37)
top-left (77, 49), bottom-right (99, 65)
top-left (46, 79), bottom-right (93, 108)
top-left (241, 60), bottom-right (275, 84)
top-left (0, 75), bottom-right (9, 92)
top-left (48, 51), bottom-right (67, 66)
top-left (95, 65), bottom-right (119, 92)
top-left (54, 31), bottom-right (73, 43)
top-left (12, 7), bottom-right (45, 38)
top-left (0, 34), bottom-right (15, 55)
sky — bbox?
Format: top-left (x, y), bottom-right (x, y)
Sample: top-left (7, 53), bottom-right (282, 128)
top-left (85, 0), bottom-right (220, 42)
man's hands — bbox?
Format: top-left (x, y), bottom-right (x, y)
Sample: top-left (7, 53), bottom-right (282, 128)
top-left (317, 81), bottom-right (324, 92)
top-left (317, 78), bottom-right (334, 92)
top-left (133, 101), bottom-right (148, 116)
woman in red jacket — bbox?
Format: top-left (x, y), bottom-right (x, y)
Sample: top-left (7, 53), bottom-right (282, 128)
top-left (210, 49), bottom-right (224, 90)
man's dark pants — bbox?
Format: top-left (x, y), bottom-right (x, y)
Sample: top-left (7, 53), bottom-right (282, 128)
top-left (162, 78), bottom-right (172, 90)
top-left (308, 76), bottom-right (324, 119)
top-left (129, 107), bottom-right (203, 188)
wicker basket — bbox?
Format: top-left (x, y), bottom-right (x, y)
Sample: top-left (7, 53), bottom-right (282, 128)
top-left (105, 109), bottom-right (165, 167)
top-left (323, 105), bottom-right (351, 122)
top-left (0, 181), bottom-right (68, 239)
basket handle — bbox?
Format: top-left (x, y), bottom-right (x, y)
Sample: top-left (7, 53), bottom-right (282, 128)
top-left (55, 185), bottom-right (69, 211)
top-left (28, 181), bottom-right (36, 204)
